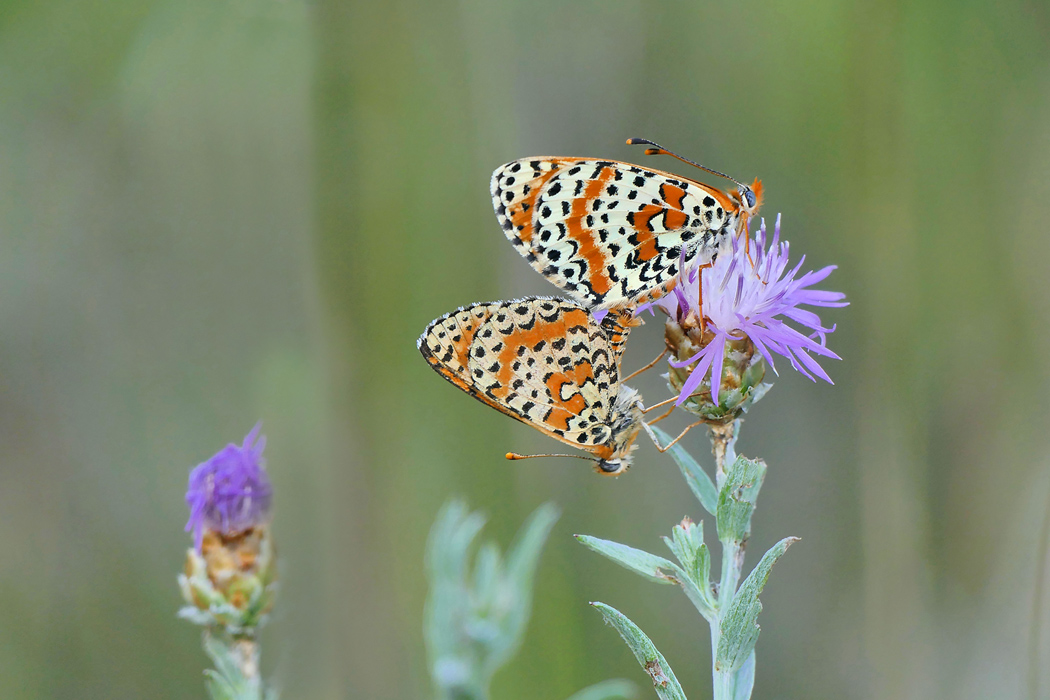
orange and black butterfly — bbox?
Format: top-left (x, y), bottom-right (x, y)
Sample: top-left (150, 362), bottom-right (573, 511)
top-left (418, 297), bottom-right (642, 475)
top-left (490, 139), bottom-right (761, 314)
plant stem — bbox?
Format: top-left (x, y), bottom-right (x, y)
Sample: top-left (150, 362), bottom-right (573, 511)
top-left (202, 631), bottom-right (265, 700)
top-left (709, 421), bottom-right (739, 488)
top-left (709, 613), bottom-right (738, 700)
top-left (719, 541), bottom-right (744, 609)
top-left (232, 638), bottom-right (260, 685)
top-left (710, 420), bottom-right (747, 700)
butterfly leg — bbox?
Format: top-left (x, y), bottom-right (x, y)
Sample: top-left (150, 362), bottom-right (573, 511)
top-left (696, 261), bottom-right (713, 334)
top-left (642, 388), bottom-right (710, 414)
top-left (744, 217), bottom-right (755, 268)
top-left (643, 419), bottom-right (704, 452)
top-left (642, 394), bottom-right (680, 414)
top-left (622, 348), bottom-right (668, 383)
top-left (645, 402), bottom-right (676, 426)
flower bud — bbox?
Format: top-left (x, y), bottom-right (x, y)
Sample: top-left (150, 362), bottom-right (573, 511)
top-left (664, 316), bottom-right (770, 424)
top-left (179, 526), bottom-right (277, 631)
top-left (179, 423), bottom-right (277, 632)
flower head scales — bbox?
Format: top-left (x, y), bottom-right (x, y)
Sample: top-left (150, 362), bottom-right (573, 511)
top-left (185, 422), bottom-right (273, 550)
top-left (654, 215), bottom-right (847, 406)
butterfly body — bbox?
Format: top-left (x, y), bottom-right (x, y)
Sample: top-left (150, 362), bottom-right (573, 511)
top-left (417, 296), bottom-right (644, 475)
top-left (491, 157), bottom-right (761, 311)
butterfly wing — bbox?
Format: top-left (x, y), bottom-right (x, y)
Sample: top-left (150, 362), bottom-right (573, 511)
top-left (467, 297), bottom-right (621, 450)
top-left (491, 158), bottom-right (739, 309)
top-left (419, 297), bottom-right (624, 453)
top-left (418, 301), bottom-right (526, 423)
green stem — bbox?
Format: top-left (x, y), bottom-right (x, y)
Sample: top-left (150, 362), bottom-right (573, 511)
top-left (709, 420), bottom-right (740, 489)
top-left (719, 541), bottom-right (744, 610)
top-left (710, 420), bottom-right (748, 700)
top-left (711, 538), bottom-right (746, 700)
top-left (709, 620), bottom-right (731, 700)
top-left (202, 631), bottom-right (265, 700)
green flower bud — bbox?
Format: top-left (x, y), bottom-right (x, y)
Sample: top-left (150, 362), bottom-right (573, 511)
top-left (664, 317), bottom-right (772, 424)
top-left (178, 526), bottom-right (278, 633)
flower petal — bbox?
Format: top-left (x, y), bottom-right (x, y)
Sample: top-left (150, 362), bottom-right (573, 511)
top-left (676, 345), bottom-right (717, 406)
top-left (708, 333), bottom-right (727, 406)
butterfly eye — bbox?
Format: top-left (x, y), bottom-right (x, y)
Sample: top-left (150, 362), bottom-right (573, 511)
top-left (598, 459), bottom-right (623, 474)
top-left (744, 189), bottom-right (757, 209)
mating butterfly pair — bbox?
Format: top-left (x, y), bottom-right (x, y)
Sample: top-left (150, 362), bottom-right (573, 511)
top-left (418, 140), bottom-right (761, 475)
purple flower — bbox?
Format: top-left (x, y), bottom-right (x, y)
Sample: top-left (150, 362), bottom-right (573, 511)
top-left (185, 423), bottom-right (272, 550)
top-left (653, 215), bottom-right (847, 406)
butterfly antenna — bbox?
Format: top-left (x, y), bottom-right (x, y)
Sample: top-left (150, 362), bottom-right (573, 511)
top-left (506, 452), bottom-right (592, 461)
top-left (626, 137), bottom-right (747, 190)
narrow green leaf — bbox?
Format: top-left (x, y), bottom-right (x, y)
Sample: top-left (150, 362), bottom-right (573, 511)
top-left (564, 678), bottom-right (638, 700)
top-left (504, 502), bottom-right (559, 583)
top-left (576, 535), bottom-right (679, 584)
top-left (661, 519), bottom-right (715, 616)
top-left (716, 457), bottom-right (767, 545)
top-left (424, 500), bottom-right (559, 696)
top-left (202, 633), bottom-right (240, 686)
top-left (648, 425), bottom-right (718, 515)
top-left (696, 542), bottom-right (711, 598)
top-left (676, 575), bottom-right (717, 622)
top-left (663, 519), bottom-right (704, 579)
top-left (732, 652), bottom-right (755, 700)
top-left (716, 537), bottom-right (798, 672)
top-left (203, 672), bottom-right (235, 700)
top-left (591, 603), bottom-right (688, 700)
top-left (472, 542), bottom-right (501, 607)
top-left (486, 502), bottom-right (559, 675)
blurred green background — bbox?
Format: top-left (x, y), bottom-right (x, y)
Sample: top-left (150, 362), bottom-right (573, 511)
top-left (1, 0), bottom-right (1049, 697)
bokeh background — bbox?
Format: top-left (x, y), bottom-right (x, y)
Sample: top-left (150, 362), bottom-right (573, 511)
top-left (2, 0), bottom-right (1049, 697)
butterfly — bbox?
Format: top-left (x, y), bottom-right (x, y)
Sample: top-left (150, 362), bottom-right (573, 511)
top-left (417, 296), bottom-right (644, 475)
top-left (490, 139), bottom-right (761, 316)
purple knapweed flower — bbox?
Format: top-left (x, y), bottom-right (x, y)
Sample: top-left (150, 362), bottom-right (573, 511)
top-left (653, 215), bottom-right (847, 406)
top-left (185, 423), bottom-right (273, 550)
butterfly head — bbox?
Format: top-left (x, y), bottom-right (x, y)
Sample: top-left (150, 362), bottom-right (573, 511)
top-left (733, 179), bottom-right (763, 219)
top-left (593, 385), bottom-right (645, 476)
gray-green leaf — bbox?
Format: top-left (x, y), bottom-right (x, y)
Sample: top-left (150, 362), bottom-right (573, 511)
top-left (576, 535), bottom-right (679, 584)
top-left (200, 633), bottom-right (265, 700)
top-left (663, 518), bottom-right (704, 581)
top-left (591, 603), bottom-right (688, 700)
top-left (661, 519), bottom-right (715, 615)
top-left (483, 502), bottom-right (559, 676)
top-left (716, 457), bottom-right (767, 545)
top-left (647, 424), bottom-right (718, 515)
top-left (715, 537), bottom-right (798, 672)
top-left (424, 500), bottom-right (559, 699)
top-left (732, 652), bottom-right (755, 700)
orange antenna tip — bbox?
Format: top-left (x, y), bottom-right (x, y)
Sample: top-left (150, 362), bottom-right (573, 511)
top-left (624, 136), bottom-right (747, 190)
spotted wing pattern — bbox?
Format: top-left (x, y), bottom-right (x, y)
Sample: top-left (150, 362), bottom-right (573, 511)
top-left (418, 297), bottom-right (627, 449)
top-left (417, 300), bottom-right (507, 414)
top-left (491, 158), bottom-right (741, 310)
top-left (597, 309), bottom-right (632, 372)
